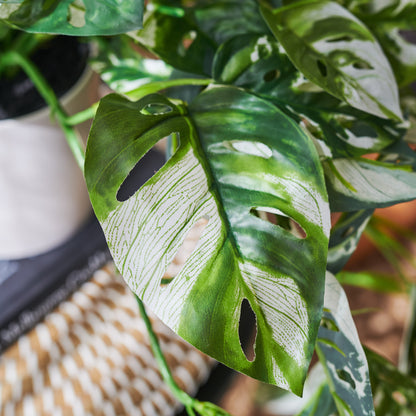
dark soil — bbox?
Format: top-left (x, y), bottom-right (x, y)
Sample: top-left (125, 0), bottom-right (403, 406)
top-left (0, 36), bottom-right (89, 119)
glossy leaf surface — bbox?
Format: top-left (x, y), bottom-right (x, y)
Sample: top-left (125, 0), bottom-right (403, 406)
top-left (85, 86), bottom-right (330, 394)
top-left (261, 0), bottom-right (403, 120)
top-left (317, 272), bottom-right (375, 415)
top-left (0, 0), bottom-right (144, 35)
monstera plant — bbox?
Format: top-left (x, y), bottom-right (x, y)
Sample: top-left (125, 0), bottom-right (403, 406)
top-left (2, 0), bottom-right (416, 414)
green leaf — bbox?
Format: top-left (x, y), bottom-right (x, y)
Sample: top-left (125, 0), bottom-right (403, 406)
top-left (317, 272), bottom-right (375, 416)
top-left (324, 157), bottom-right (416, 211)
top-left (0, 0), bottom-right (60, 27)
top-left (260, 0), bottom-right (403, 120)
top-left (194, 0), bottom-right (271, 45)
top-left (373, 28), bottom-right (416, 87)
top-left (336, 270), bottom-right (404, 293)
top-left (366, 348), bottom-right (416, 416)
top-left (210, 31), bottom-right (403, 160)
top-left (85, 86), bottom-right (330, 394)
top-left (90, 36), bottom-right (174, 94)
top-left (1, 0), bottom-right (144, 35)
top-left (346, 0), bottom-right (416, 27)
top-left (342, 0), bottom-right (416, 86)
top-left (286, 103), bottom-right (403, 159)
top-left (129, 5), bottom-right (215, 76)
top-left (212, 33), bottom-right (298, 96)
top-left (327, 209), bottom-right (373, 273)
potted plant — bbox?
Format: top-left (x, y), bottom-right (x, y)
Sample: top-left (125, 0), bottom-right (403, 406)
top-left (0, 25), bottom-right (96, 259)
top-left (1, 0), bottom-right (416, 415)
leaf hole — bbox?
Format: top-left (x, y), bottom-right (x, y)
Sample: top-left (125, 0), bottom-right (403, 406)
top-left (336, 369), bottom-right (356, 390)
top-left (263, 69), bottom-right (281, 82)
top-left (226, 140), bottom-right (272, 159)
top-left (352, 60), bottom-right (373, 70)
top-left (317, 60), bottom-right (327, 77)
top-left (250, 208), bottom-right (307, 239)
top-left (239, 298), bottom-right (257, 362)
top-left (320, 314), bottom-right (340, 332)
top-left (161, 218), bottom-right (209, 286)
top-left (67, 0), bottom-right (86, 28)
top-left (140, 103), bottom-right (173, 115)
top-left (361, 153), bottom-right (380, 161)
top-left (178, 30), bottom-right (197, 57)
top-left (326, 35), bottom-right (353, 43)
top-left (341, 226), bottom-right (355, 238)
top-left (392, 390), bottom-right (407, 406)
top-left (399, 30), bottom-right (416, 44)
top-left (116, 137), bottom-right (177, 202)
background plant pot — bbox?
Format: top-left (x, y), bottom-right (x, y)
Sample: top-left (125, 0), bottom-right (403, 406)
top-left (0, 61), bottom-right (99, 260)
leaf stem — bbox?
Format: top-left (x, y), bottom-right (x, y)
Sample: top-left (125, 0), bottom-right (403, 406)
top-left (65, 103), bottom-right (99, 126)
top-left (135, 295), bottom-right (232, 416)
top-left (399, 284), bottom-right (416, 376)
top-left (0, 50), bottom-right (86, 169)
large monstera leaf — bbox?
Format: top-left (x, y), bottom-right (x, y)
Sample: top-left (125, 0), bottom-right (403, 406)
top-left (85, 86), bottom-right (330, 394)
top-left (0, 0), bottom-right (143, 35)
top-left (260, 0), bottom-right (403, 121)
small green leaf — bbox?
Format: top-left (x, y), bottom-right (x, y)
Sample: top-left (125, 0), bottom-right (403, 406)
top-left (1, 0), bottom-right (144, 35)
top-left (317, 272), bottom-right (375, 416)
top-left (85, 86), bottom-right (330, 394)
top-left (260, 0), bottom-right (403, 120)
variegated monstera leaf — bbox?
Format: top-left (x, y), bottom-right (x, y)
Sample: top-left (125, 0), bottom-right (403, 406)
top-left (85, 86), bottom-right (330, 394)
top-left (261, 0), bottom-right (403, 121)
top-left (0, 0), bottom-right (143, 35)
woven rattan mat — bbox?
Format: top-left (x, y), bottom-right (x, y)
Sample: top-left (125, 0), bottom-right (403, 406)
top-left (0, 263), bottom-right (214, 415)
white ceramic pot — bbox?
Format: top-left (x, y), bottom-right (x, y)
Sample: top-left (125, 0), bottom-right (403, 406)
top-left (0, 67), bottom-right (99, 259)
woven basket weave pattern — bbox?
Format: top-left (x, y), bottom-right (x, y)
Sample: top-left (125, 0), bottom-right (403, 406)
top-left (0, 264), bottom-right (214, 416)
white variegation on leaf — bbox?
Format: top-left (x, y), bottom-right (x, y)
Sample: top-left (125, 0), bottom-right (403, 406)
top-left (85, 87), bottom-right (330, 394)
top-left (317, 272), bottom-right (375, 416)
top-left (261, 0), bottom-right (403, 121)
top-left (324, 158), bottom-right (416, 211)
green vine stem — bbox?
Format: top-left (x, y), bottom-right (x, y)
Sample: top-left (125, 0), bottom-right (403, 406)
top-left (135, 295), bottom-right (232, 416)
top-left (399, 284), bottom-right (416, 376)
top-left (0, 50), bottom-right (85, 169)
